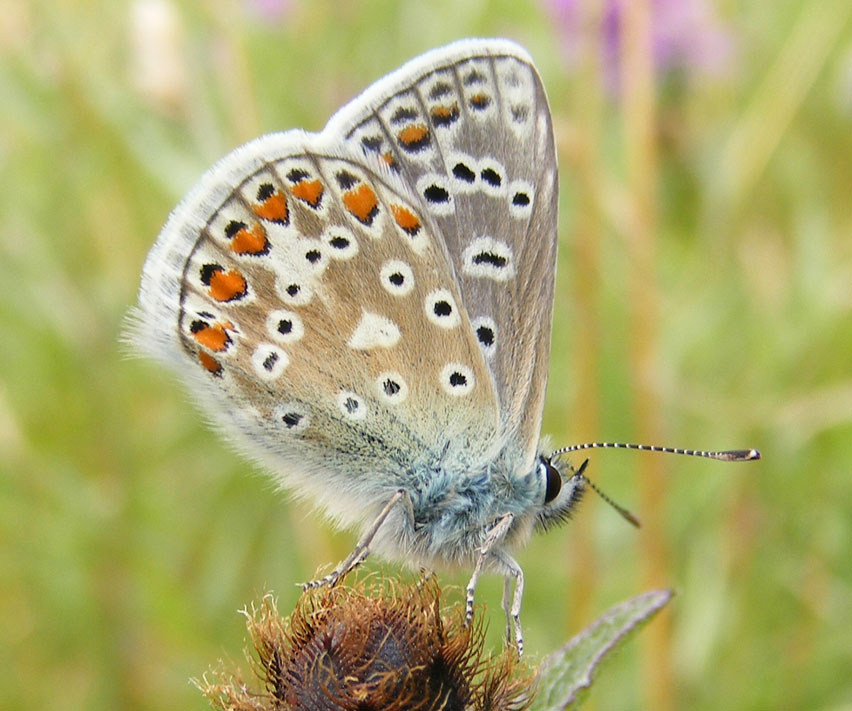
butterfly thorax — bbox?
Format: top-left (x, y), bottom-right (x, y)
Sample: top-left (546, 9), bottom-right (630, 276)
top-left (365, 443), bottom-right (551, 569)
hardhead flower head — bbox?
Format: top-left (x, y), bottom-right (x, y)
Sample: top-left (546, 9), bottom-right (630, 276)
top-left (199, 575), bottom-right (533, 711)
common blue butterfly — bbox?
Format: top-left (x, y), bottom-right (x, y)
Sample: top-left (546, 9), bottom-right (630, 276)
top-left (131, 38), bottom-right (758, 653)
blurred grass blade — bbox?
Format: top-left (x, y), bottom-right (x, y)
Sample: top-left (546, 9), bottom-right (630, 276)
top-left (718, 0), bottom-right (852, 210)
top-left (532, 589), bottom-right (674, 711)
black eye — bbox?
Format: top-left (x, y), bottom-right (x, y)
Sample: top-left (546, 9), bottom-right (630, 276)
top-left (543, 458), bottom-right (562, 503)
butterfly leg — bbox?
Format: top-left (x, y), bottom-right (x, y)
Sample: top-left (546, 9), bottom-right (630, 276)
top-left (301, 489), bottom-right (411, 590)
top-left (493, 549), bottom-right (525, 656)
top-left (465, 512), bottom-right (515, 627)
top-left (501, 575), bottom-right (513, 641)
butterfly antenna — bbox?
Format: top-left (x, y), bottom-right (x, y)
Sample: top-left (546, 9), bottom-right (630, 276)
top-left (570, 459), bottom-right (642, 528)
top-left (552, 442), bottom-right (761, 462)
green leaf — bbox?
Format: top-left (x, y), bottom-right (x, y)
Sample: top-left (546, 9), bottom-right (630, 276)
top-left (531, 589), bottom-right (674, 710)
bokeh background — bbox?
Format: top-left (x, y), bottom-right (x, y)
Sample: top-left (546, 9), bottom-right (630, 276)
top-left (2, 0), bottom-right (851, 709)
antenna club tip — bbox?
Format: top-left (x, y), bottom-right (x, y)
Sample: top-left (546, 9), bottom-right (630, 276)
top-left (626, 513), bottom-right (642, 528)
top-left (720, 448), bottom-right (761, 461)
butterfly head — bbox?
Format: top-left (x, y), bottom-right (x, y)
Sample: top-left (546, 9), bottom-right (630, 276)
top-left (532, 453), bottom-right (587, 534)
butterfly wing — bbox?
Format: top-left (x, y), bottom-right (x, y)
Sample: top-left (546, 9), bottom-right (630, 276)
top-left (132, 130), bottom-right (501, 529)
top-left (333, 38), bottom-right (559, 469)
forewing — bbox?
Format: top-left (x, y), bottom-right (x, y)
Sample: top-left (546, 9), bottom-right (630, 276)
top-left (333, 38), bottom-right (558, 467)
top-left (132, 131), bottom-right (500, 527)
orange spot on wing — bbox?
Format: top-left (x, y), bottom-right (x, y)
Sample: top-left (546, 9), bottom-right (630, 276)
top-left (191, 320), bottom-right (233, 352)
top-left (206, 267), bottom-right (247, 302)
top-left (381, 152), bottom-right (397, 169)
top-left (343, 183), bottom-right (379, 224)
top-left (291, 179), bottom-right (324, 208)
top-left (430, 103), bottom-right (460, 124)
top-left (230, 222), bottom-right (269, 255)
top-left (390, 205), bottom-right (421, 236)
top-left (470, 93), bottom-right (490, 109)
top-left (198, 351), bottom-right (223, 376)
top-left (252, 190), bottom-right (288, 223)
top-left (397, 123), bottom-right (430, 149)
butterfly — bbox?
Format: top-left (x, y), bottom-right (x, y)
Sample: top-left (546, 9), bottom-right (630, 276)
top-left (131, 38), bottom-right (758, 654)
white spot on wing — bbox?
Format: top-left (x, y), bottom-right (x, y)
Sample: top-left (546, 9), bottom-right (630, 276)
top-left (440, 363), bottom-right (475, 396)
top-left (251, 344), bottom-right (288, 380)
top-left (461, 237), bottom-right (515, 281)
top-left (471, 316), bottom-right (497, 358)
top-left (347, 311), bottom-right (401, 350)
top-left (446, 151), bottom-right (479, 194)
top-left (273, 402), bottom-right (311, 433)
top-left (337, 390), bottom-right (367, 420)
top-left (496, 58), bottom-right (536, 138)
top-left (266, 309), bottom-right (304, 343)
top-left (536, 110), bottom-right (550, 155)
top-left (424, 289), bottom-right (460, 328)
top-left (380, 260), bottom-right (415, 296)
top-left (276, 277), bottom-right (312, 306)
top-left (417, 173), bottom-right (454, 216)
top-left (376, 371), bottom-right (408, 405)
top-left (323, 225), bottom-right (359, 259)
top-left (477, 159), bottom-right (506, 198)
top-left (508, 179), bottom-right (534, 218)
top-left (302, 243), bottom-right (329, 274)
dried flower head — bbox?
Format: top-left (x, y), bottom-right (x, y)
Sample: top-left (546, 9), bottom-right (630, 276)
top-left (199, 575), bottom-right (533, 711)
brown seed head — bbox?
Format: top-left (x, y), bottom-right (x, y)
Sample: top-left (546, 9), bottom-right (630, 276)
top-left (199, 575), bottom-right (533, 711)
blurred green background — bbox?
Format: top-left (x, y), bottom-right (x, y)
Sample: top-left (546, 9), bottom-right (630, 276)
top-left (2, 0), bottom-right (851, 709)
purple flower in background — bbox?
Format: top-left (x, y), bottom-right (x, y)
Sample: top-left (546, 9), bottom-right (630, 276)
top-left (245, 0), bottom-right (293, 23)
top-left (544, 0), bottom-right (736, 90)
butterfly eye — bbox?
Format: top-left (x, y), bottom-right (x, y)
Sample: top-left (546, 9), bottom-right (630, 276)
top-left (543, 458), bottom-right (562, 504)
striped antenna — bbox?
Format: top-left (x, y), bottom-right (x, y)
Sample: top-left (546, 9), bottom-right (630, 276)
top-left (555, 445), bottom-right (760, 529)
top-left (551, 442), bottom-right (761, 462)
top-left (570, 459), bottom-right (642, 528)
